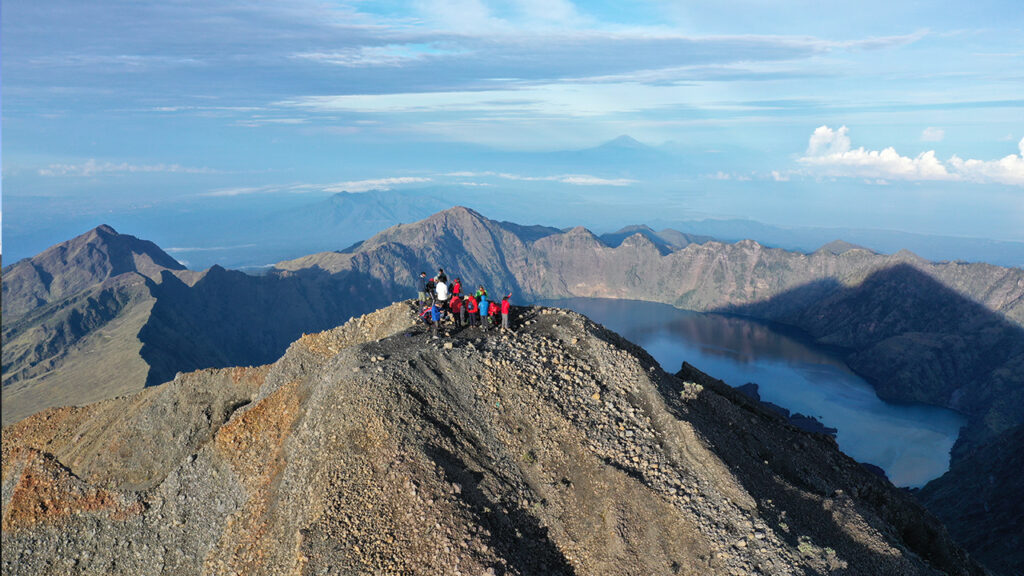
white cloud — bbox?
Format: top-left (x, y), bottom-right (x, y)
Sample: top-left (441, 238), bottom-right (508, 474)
top-left (797, 126), bottom-right (1024, 186)
top-left (806, 125), bottom-right (852, 156)
top-left (234, 117), bottom-right (309, 128)
top-left (556, 174), bottom-right (635, 186)
top-left (771, 170), bottom-right (790, 182)
top-left (323, 177), bottom-right (432, 192)
top-left (292, 44), bottom-right (462, 67)
top-left (204, 184), bottom-right (318, 197)
top-left (799, 125), bottom-right (951, 181)
top-left (705, 171), bottom-right (751, 181)
top-left (448, 170), bottom-right (634, 186)
top-left (203, 177), bottom-right (433, 197)
top-left (921, 127), bottom-right (945, 142)
top-left (948, 138), bottom-right (1024, 186)
top-left (829, 30), bottom-right (928, 51)
top-left (38, 159), bottom-right (217, 177)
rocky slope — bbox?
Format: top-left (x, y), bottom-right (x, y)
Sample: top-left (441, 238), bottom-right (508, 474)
top-left (1, 302), bottom-right (985, 575)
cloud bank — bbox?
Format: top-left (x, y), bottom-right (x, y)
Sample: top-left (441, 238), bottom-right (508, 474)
top-left (798, 126), bottom-right (1024, 186)
top-left (204, 177), bottom-right (434, 197)
top-left (448, 171), bottom-right (635, 186)
top-left (38, 159), bottom-right (218, 177)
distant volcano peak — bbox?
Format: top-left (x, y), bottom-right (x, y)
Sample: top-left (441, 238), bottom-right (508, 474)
top-left (599, 134), bottom-right (649, 150)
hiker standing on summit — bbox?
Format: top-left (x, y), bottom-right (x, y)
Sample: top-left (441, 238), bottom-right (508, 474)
top-left (418, 272), bottom-right (429, 304)
top-left (478, 292), bottom-right (490, 330)
top-left (435, 277), bottom-right (449, 310)
top-left (430, 300), bottom-right (441, 338)
top-left (501, 294), bottom-right (512, 331)
top-left (450, 293), bottom-right (463, 327)
top-left (465, 293), bottom-right (480, 326)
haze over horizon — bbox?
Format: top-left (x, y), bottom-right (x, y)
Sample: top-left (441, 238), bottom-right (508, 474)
top-left (3, 0), bottom-right (1023, 262)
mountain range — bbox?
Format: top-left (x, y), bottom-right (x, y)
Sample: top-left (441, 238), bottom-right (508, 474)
top-left (3, 206), bottom-right (1022, 573)
top-left (1, 301), bottom-right (985, 575)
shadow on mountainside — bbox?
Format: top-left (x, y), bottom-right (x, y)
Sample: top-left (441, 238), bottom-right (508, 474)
top-left (138, 266), bottom-right (402, 386)
top-left (706, 262), bottom-right (1024, 575)
top-left (713, 262), bottom-right (1024, 457)
top-left (918, 424), bottom-right (1024, 576)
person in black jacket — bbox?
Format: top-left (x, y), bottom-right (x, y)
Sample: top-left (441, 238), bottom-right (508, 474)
top-left (418, 272), bottom-right (429, 304)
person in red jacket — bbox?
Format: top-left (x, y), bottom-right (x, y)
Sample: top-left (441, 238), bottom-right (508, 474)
top-left (487, 300), bottom-right (499, 328)
top-left (451, 277), bottom-right (462, 297)
top-left (464, 293), bottom-right (479, 326)
top-left (450, 294), bottom-right (463, 327)
top-left (501, 294), bottom-right (511, 330)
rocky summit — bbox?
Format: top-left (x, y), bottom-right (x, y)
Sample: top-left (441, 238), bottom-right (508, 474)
top-left (2, 302), bottom-right (983, 575)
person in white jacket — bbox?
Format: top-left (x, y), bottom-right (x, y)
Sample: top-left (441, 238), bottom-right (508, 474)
top-left (435, 279), bottom-right (449, 310)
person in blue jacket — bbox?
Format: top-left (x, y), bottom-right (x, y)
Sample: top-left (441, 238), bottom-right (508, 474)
top-left (478, 293), bottom-right (489, 330)
top-left (430, 300), bottom-right (441, 338)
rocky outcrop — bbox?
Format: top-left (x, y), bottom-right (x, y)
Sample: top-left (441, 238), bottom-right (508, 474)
top-left (1, 303), bottom-right (985, 575)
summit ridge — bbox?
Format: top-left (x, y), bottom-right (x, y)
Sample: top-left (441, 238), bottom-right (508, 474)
top-left (0, 302), bottom-right (983, 575)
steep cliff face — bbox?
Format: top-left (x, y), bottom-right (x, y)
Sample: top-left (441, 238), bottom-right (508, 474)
top-left (1, 303), bottom-right (984, 576)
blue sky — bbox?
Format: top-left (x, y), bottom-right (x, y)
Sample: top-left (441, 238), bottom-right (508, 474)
top-left (3, 0), bottom-right (1023, 257)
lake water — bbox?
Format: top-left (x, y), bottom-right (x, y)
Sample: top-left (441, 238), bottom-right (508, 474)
top-left (539, 298), bottom-right (966, 487)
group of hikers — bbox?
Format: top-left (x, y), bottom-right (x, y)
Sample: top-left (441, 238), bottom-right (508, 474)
top-left (417, 268), bottom-right (512, 337)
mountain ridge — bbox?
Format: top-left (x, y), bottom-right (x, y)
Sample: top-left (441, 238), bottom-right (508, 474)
top-left (1, 302), bottom-right (986, 575)
top-left (3, 208), bottom-right (1022, 572)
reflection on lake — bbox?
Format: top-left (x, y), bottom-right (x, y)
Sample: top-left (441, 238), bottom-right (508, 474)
top-left (539, 298), bottom-right (966, 487)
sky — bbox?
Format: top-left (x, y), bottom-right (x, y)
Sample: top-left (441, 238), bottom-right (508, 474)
top-left (2, 0), bottom-right (1024, 259)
